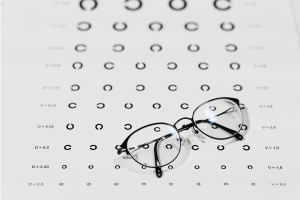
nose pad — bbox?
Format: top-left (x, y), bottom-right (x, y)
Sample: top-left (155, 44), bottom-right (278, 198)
top-left (180, 135), bottom-right (191, 149)
top-left (192, 126), bottom-right (199, 135)
top-left (192, 126), bottom-right (200, 136)
top-left (180, 135), bottom-right (185, 145)
top-left (192, 126), bottom-right (206, 141)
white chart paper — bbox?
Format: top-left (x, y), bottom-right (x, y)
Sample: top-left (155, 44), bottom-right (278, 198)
top-left (2, 0), bottom-right (300, 199)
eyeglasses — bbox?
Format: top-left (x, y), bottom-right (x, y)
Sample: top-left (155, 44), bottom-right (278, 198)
top-left (115, 97), bottom-right (245, 178)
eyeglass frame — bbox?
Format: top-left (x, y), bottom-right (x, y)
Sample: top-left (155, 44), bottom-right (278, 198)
top-left (115, 97), bottom-right (244, 177)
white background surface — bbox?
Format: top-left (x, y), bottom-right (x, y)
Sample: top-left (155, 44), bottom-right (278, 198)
top-left (2, 0), bottom-right (300, 200)
top-left (291, 0), bottom-right (300, 46)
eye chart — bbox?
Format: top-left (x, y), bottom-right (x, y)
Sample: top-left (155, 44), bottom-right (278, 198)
top-left (2, 0), bottom-right (300, 199)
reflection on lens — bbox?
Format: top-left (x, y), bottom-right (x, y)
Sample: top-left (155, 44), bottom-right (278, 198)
top-left (193, 99), bottom-right (243, 139)
top-left (127, 123), bottom-right (181, 168)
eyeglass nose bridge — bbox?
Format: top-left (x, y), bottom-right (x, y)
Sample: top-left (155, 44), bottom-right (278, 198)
top-left (174, 117), bottom-right (194, 132)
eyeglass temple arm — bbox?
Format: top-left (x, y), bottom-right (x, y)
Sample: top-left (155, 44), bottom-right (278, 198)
top-left (119, 106), bottom-right (243, 153)
top-left (154, 139), bottom-right (163, 178)
top-left (128, 139), bottom-right (158, 151)
top-left (121, 135), bottom-right (169, 177)
top-left (127, 133), bottom-right (174, 151)
top-left (177, 107), bottom-right (233, 132)
top-left (179, 120), bottom-right (243, 140)
top-left (121, 121), bottom-right (242, 155)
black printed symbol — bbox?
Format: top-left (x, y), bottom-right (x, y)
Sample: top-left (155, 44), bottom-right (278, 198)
top-left (125, 0), bottom-right (142, 11)
top-left (149, 22), bottom-right (163, 31)
top-left (142, 183), bottom-right (146, 186)
top-left (221, 165), bottom-right (226, 169)
top-left (169, 183), bottom-right (173, 186)
top-left (224, 183), bottom-right (228, 186)
top-left (66, 124), bottom-right (74, 130)
top-left (114, 183), bottom-right (118, 186)
top-left (113, 22), bottom-right (127, 31)
top-left (239, 103), bottom-right (245, 109)
top-left (212, 124), bottom-right (218, 129)
top-left (142, 165), bottom-right (146, 169)
top-left (71, 84), bottom-right (80, 91)
top-left (115, 165), bottom-right (120, 169)
top-left (75, 44), bottom-right (86, 52)
top-left (199, 62), bottom-right (208, 70)
top-left (104, 62), bottom-right (114, 69)
top-left (87, 183), bottom-right (91, 186)
top-left (213, 0), bottom-right (231, 11)
top-left (217, 145), bottom-right (225, 151)
top-left (59, 183), bottom-right (63, 186)
top-left (136, 84), bottom-right (145, 91)
top-left (168, 85), bottom-right (177, 91)
top-left (168, 165), bottom-right (173, 169)
top-left (188, 44), bottom-right (200, 52)
top-left (79, 0), bottom-right (98, 10)
top-left (201, 85), bottom-right (210, 91)
top-left (167, 62), bottom-right (177, 70)
top-left (73, 62), bottom-right (83, 69)
top-left (233, 84), bottom-right (242, 91)
top-left (152, 103), bottom-right (161, 109)
top-left (181, 103), bottom-right (189, 109)
top-left (62, 165), bottom-right (67, 169)
top-left (154, 127), bottom-right (161, 132)
top-left (97, 103), bottom-right (105, 109)
top-left (243, 145), bottom-right (250, 151)
top-left (78, 22), bottom-right (91, 31)
top-left (88, 165), bottom-right (94, 169)
top-left (90, 145), bottom-right (97, 150)
top-left (194, 165), bottom-right (200, 169)
top-left (103, 84), bottom-right (113, 91)
top-left (136, 62), bottom-right (146, 70)
top-left (113, 44), bottom-right (124, 52)
top-left (68, 103), bottom-right (77, 109)
top-left (124, 124), bottom-right (132, 130)
top-left (166, 144), bottom-right (173, 149)
top-left (226, 44), bottom-right (237, 52)
top-left (95, 124), bottom-right (103, 130)
top-left (169, 0), bottom-right (187, 11)
top-left (220, 22), bottom-right (235, 31)
top-left (150, 44), bottom-right (162, 52)
top-left (209, 106), bottom-right (216, 111)
top-left (248, 165), bottom-right (253, 169)
top-left (192, 145), bottom-right (199, 150)
top-left (252, 183), bottom-right (255, 186)
top-left (115, 145), bottom-right (121, 150)
top-left (239, 124), bottom-right (248, 130)
top-left (185, 22), bottom-right (198, 31)
top-left (64, 145), bottom-right (71, 150)
top-left (230, 62), bottom-right (240, 70)
top-left (143, 144), bottom-right (149, 149)
top-left (125, 103), bottom-right (133, 109)
top-left (197, 183), bottom-right (201, 186)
